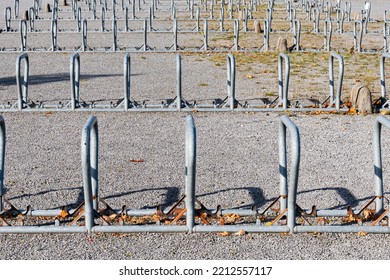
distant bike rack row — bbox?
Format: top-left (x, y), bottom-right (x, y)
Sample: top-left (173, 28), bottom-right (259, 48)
top-left (0, 114), bottom-right (389, 234)
top-left (0, 0), bottom-right (385, 53)
top-left (1, 51), bottom-right (348, 112)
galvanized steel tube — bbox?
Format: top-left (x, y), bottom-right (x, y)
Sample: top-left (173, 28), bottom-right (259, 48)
top-left (0, 116), bottom-right (5, 213)
top-left (227, 54), bottom-right (236, 111)
top-left (4, 7), bottom-right (11, 31)
top-left (82, 19), bottom-right (88, 51)
top-left (185, 115), bottom-right (196, 233)
top-left (372, 116), bottom-right (390, 214)
top-left (81, 116), bottom-right (99, 232)
top-left (124, 52), bottom-right (131, 111)
top-left (193, 225), bottom-right (290, 233)
top-left (112, 19), bottom-right (118, 51)
top-left (20, 19), bottom-right (27, 51)
top-left (0, 226), bottom-right (88, 234)
top-left (51, 19), bottom-right (58, 51)
top-left (380, 52), bottom-right (390, 99)
top-left (29, 7), bottom-right (35, 31)
top-left (92, 225), bottom-right (188, 233)
top-left (278, 53), bottom-right (290, 110)
top-left (70, 53), bottom-right (80, 110)
top-left (176, 54), bottom-right (182, 111)
top-left (329, 51), bottom-right (344, 111)
top-left (16, 52), bottom-right (29, 111)
top-left (279, 116), bottom-right (300, 234)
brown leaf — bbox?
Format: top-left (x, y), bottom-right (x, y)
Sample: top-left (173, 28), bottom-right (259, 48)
top-left (60, 209), bottom-right (68, 218)
top-left (217, 231), bottom-right (231, 237)
top-left (129, 159), bottom-right (145, 163)
top-left (358, 231), bottom-right (368, 237)
top-left (233, 230), bottom-right (246, 236)
top-left (363, 209), bottom-right (375, 220)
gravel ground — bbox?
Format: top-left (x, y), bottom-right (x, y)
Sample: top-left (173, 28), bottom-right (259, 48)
top-left (1, 0), bottom-right (390, 260)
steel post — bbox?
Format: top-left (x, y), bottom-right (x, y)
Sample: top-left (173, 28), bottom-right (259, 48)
top-left (278, 53), bottom-right (290, 110)
top-left (185, 115), bottom-right (196, 233)
top-left (329, 51), bottom-right (344, 111)
top-left (81, 116), bottom-right (99, 232)
top-left (0, 116), bottom-right (5, 213)
top-left (70, 53), bottom-right (80, 110)
top-left (16, 52), bottom-right (29, 111)
top-left (124, 52), bottom-right (131, 111)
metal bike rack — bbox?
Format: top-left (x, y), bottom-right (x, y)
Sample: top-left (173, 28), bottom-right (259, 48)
top-left (70, 53), bottom-right (81, 110)
top-left (354, 20), bottom-right (363, 53)
top-left (112, 18), bottom-right (118, 51)
top-left (14, 0), bottom-right (19, 19)
top-left (29, 7), bottom-right (35, 32)
top-left (313, 7), bottom-right (320, 33)
top-left (292, 19), bottom-right (301, 51)
top-left (101, 7), bottom-right (105, 31)
top-left (51, 19), bottom-right (59, 51)
top-left (193, 115), bottom-right (300, 233)
top-left (0, 0), bottom-right (385, 53)
top-left (278, 52), bottom-right (290, 110)
top-left (294, 115), bottom-right (390, 234)
top-left (328, 51), bottom-right (344, 111)
top-left (1, 114), bottom-right (390, 234)
top-left (0, 51), bottom-right (352, 112)
top-left (4, 7), bottom-right (12, 32)
top-left (323, 19), bottom-right (332, 51)
top-left (379, 52), bottom-right (390, 110)
top-left (33, 0), bottom-right (39, 20)
top-left (233, 19), bottom-right (239, 51)
top-left (82, 19), bottom-right (88, 51)
top-left (77, 7), bottom-right (82, 32)
top-left (16, 52), bottom-right (29, 111)
top-left (20, 20), bottom-right (27, 51)
top-left (263, 19), bottom-right (270, 51)
top-left (0, 116), bottom-right (5, 213)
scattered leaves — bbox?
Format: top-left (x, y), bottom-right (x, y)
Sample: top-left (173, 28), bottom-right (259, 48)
top-left (223, 214), bottom-right (241, 224)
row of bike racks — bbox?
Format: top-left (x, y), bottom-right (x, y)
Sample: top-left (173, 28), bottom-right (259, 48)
top-left (0, 113), bottom-right (389, 234)
top-left (0, 0), bottom-right (386, 53)
top-left (5, 51), bottom-right (349, 112)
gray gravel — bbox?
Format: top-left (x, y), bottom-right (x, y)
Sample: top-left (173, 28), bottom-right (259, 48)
top-left (1, 0), bottom-right (390, 260)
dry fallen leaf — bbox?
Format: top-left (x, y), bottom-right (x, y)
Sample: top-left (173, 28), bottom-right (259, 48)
top-left (358, 231), bottom-right (368, 237)
top-left (363, 209), bottom-right (375, 220)
top-left (223, 214), bottom-right (240, 224)
top-left (60, 209), bottom-right (68, 218)
top-left (246, 74), bottom-right (254, 79)
top-left (217, 231), bottom-right (231, 237)
top-left (233, 230), bottom-right (246, 236)
top-left (129, 159), bottom-right (145, 163)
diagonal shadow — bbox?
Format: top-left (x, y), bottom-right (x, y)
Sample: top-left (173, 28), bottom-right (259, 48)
top-left (0, 72), bottom-right (140, 87)
top-left (102, 186), bottom-right (181, 210)
top-left (196, 187), bottom-right (269, 209)
top-left (297, 187), bottom-right (386, 210)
